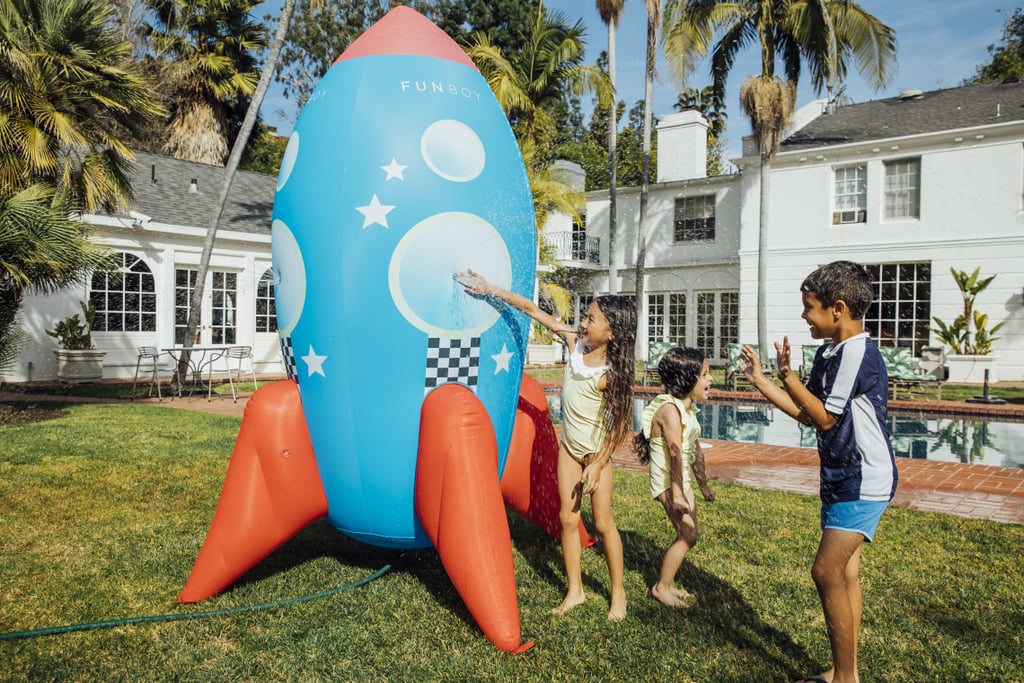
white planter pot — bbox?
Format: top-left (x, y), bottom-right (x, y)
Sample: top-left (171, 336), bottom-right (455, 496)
top-left (945, 354), bottom-right (997, 384)
top-left (526, 343), bottom-right (563, 366)
top-left (54, 349), bottom-right (107, 383)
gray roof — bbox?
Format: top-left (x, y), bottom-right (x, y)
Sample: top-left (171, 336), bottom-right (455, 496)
top-left (118, 150), bottom-right (276, 235)
top-left (781, 79), bottom-right (1024, 152)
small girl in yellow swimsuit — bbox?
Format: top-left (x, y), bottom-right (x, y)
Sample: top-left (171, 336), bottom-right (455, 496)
top-left (458, 269), bottom-right (636, 621)
top-left (634, 347), bottom-right (716, 608)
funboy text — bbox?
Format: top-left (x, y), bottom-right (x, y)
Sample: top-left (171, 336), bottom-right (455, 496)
top-left (400, 80), bottom-right (483, 101)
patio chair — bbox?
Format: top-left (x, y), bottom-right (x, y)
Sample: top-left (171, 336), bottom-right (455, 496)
top-left (642, 341), bottom-right (676, 386)
top-left (210, 345), bottom-right (259, 402)
top-left (131, 346), bottom-right (177, 400)
top-left (799, 344), bottom-right (821, 380)
top-left (880, 346), bottom-right (943, 400)
top-left (726, 343), bottom-right (772, 391)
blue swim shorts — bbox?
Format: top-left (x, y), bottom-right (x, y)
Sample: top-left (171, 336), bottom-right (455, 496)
top-left (820, 500), bottom-right (889, 542)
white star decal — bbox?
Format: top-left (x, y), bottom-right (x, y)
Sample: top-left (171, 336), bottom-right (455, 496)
top-left (356, 194), bottom-right (395, 229)
top-left (492, 344), bottom-right (514, 374)
top-left (381, 158), bottom-right (407, 181)
top-left (302, 344), bottom-right (327, 377)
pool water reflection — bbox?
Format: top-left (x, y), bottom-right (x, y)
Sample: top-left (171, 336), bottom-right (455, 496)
top-left (544, 395), bottom-right (1024, 469)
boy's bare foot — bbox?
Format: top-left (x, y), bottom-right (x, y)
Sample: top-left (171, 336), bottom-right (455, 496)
top-left (552, 592), bottom-right (586, 615)
top-left (650, 584), bottom-right (691, 609)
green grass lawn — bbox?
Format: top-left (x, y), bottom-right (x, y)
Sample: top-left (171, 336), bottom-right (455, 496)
top-left (1, 401), bottom-right (1022, 681)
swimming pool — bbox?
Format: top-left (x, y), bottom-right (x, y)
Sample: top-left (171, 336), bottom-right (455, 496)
top-left (544, 395), bottom-right (1024, 469)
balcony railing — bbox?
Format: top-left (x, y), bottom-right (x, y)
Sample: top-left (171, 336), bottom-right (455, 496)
top-left (543, 231), bottom-right (601, 264)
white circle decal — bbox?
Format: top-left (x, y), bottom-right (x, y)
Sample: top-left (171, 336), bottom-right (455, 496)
top-left (420, 120), bottom-right (485, 182)
top-left (270, 219), bottom-right (306, 335)
top-left (277, 132), bottom-right (299, 191)
top-left (389, 212), bottom-right (511, 336)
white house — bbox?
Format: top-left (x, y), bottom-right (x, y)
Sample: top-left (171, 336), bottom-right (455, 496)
top-left (558, 80), bottom-right (1024, 380)
top-left (5, 81), bottom-right (1023, 384)
top-left (4, 151), bottom-right (282, 383)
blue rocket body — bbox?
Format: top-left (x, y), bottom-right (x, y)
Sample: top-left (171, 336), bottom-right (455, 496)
top-left (271, 25), bottom-right (536, 549)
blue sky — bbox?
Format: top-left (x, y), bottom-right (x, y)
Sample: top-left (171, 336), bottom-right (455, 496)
top-left (258, 1), bottom-right (1015, 160)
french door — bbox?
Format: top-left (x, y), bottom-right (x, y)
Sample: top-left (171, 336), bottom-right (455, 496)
top-left (174, 268), bottom-right (238, 345)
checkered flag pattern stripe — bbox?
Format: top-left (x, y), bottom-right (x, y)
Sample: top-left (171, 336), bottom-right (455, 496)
top-left (424, 337), bottom-right (480, 393)
top-left (280, 336), bottom-right (297, 382)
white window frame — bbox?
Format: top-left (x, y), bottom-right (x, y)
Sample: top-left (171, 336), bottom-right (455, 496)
top-left (833, 164), bottom-right (867, 224)
top-left (884, 158), bottom-right (920, 219)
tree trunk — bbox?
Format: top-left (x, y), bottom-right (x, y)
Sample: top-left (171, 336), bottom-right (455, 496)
top-left (757, 152), bottom-right (770, 356)
top-left (607, 15), bottom-right (618, 295)
top-left (635, 6), bottom-right (657, 356)
top-left (178, 0), bottom-right (297, 382)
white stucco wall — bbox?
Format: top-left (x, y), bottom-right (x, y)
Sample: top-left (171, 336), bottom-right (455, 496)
top-left (3, 218), bottom-right (283, 383)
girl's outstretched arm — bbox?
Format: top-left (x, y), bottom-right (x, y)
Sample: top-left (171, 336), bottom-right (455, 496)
top-left (458, 269), bottom-right (577, 346)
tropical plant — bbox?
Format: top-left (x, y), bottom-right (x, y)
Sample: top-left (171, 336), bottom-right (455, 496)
top-left (466, 2), bottom-right (611, 145)
top-left (596, 0), bottom-right (625, 294)
top-left (176, 0), bottom-right (304, 380)
top-left (46, 300), bottom-right (97, 350)
top-left (144, 0), bottom-right (268, 165)
top-left (0, 0), bottom-right (164, 212)
top-left (930, 267), bottom-right (1006, 355)
top-left (661, 0), bottom-right (896, 354)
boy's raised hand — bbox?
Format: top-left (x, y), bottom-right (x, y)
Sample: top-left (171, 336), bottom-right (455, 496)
top-left (774, 336), bottom-right (793, 378)
top-left (456, 269), bottom-right (489, 296)
top-left (739, 344), bottom-right (764, 381)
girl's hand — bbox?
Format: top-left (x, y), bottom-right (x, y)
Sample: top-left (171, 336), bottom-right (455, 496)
top-left (699, 483), bottom-right (716, 502)
top-left (581, 462), bottom-right (601, 495)
top-left (671, 486), bottom-right (690, 514)
top-left (456, 269), bottom-right (490, 296)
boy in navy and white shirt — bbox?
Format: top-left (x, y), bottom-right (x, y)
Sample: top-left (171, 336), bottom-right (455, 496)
top-left (740, 260), bottom-right (897, 683)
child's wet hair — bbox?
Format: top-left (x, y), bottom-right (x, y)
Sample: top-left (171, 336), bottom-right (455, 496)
top-left (658, 347), bottom-right (706, 399)
top-left (800, 260), bottom-right (874, 319)
top-left (591, 295), bottom-right (636, 456)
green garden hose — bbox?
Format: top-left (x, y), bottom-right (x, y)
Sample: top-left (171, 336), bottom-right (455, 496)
top-left (0, 563), bottom-right (391, 642)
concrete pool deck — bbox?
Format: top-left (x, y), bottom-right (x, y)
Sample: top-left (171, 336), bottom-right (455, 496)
top-left (2, 382), bottom-right (1022, 525)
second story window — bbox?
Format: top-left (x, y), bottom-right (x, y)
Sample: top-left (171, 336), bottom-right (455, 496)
top-left (884, 158), bottom-right (920, 219)
top-left (674, 195), bottom-right (715, 242)
top-left (833, 164), bottom-right (866, 224)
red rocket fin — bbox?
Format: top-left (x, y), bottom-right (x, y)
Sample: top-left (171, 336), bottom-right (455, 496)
top-left (178, 380), bottom-right (327, 603)
top-left (415, 384), bottom-right (534, 654)
top-left (501, 374), bottom-right (596, 548)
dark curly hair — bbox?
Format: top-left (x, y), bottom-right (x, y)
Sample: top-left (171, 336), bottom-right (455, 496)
top-left (633, 347), bottom-right (705, 464)
top-left (591, 295), bottom-right (636, 461)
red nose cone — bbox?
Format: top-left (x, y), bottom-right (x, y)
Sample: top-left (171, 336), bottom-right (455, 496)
top-left (333, 5), bottom-right (476, 69)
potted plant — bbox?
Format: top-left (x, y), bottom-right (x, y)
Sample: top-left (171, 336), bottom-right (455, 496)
top-left (930, 267), bottom-right (1005, 383)
top-left (47, 301), bottom-right (106, 382)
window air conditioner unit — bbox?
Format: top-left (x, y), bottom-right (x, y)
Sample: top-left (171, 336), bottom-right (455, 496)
top-left (835, 209), bottom-right (865, 224)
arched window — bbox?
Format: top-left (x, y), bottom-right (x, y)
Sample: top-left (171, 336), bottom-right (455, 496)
top-left (89, 252), bottom-right (156, 332)
top-left (255, 268), bottom-right (277, 333)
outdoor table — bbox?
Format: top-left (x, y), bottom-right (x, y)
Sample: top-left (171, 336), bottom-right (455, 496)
top-left (164, 345), bottom-right (229, 401)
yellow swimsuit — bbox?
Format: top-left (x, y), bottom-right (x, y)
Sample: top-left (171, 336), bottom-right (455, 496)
top-left (641, 394), bottom-right (700, 499)
top-left (559, 342), bottom-right (609, 464)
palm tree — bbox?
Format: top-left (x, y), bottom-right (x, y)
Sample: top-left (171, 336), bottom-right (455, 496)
top-left (144, 0), bottom-right (267, 165)
top-left (466, 2), bottom-right (611, 146)
top-left (0, 0), bottom-right (163, 212)
top-left (0, 187), bottom-right (113, 370)
top-left (662, 0), bottom-right (896, 354)
top-left (596, 0), bottom-right (625, 295)
top-left (634, 0), bottom-right (660, 352)
top-left (175, 0), bottom-right (304, 380)
top-left (675, 85), bottom-right (727, 138)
